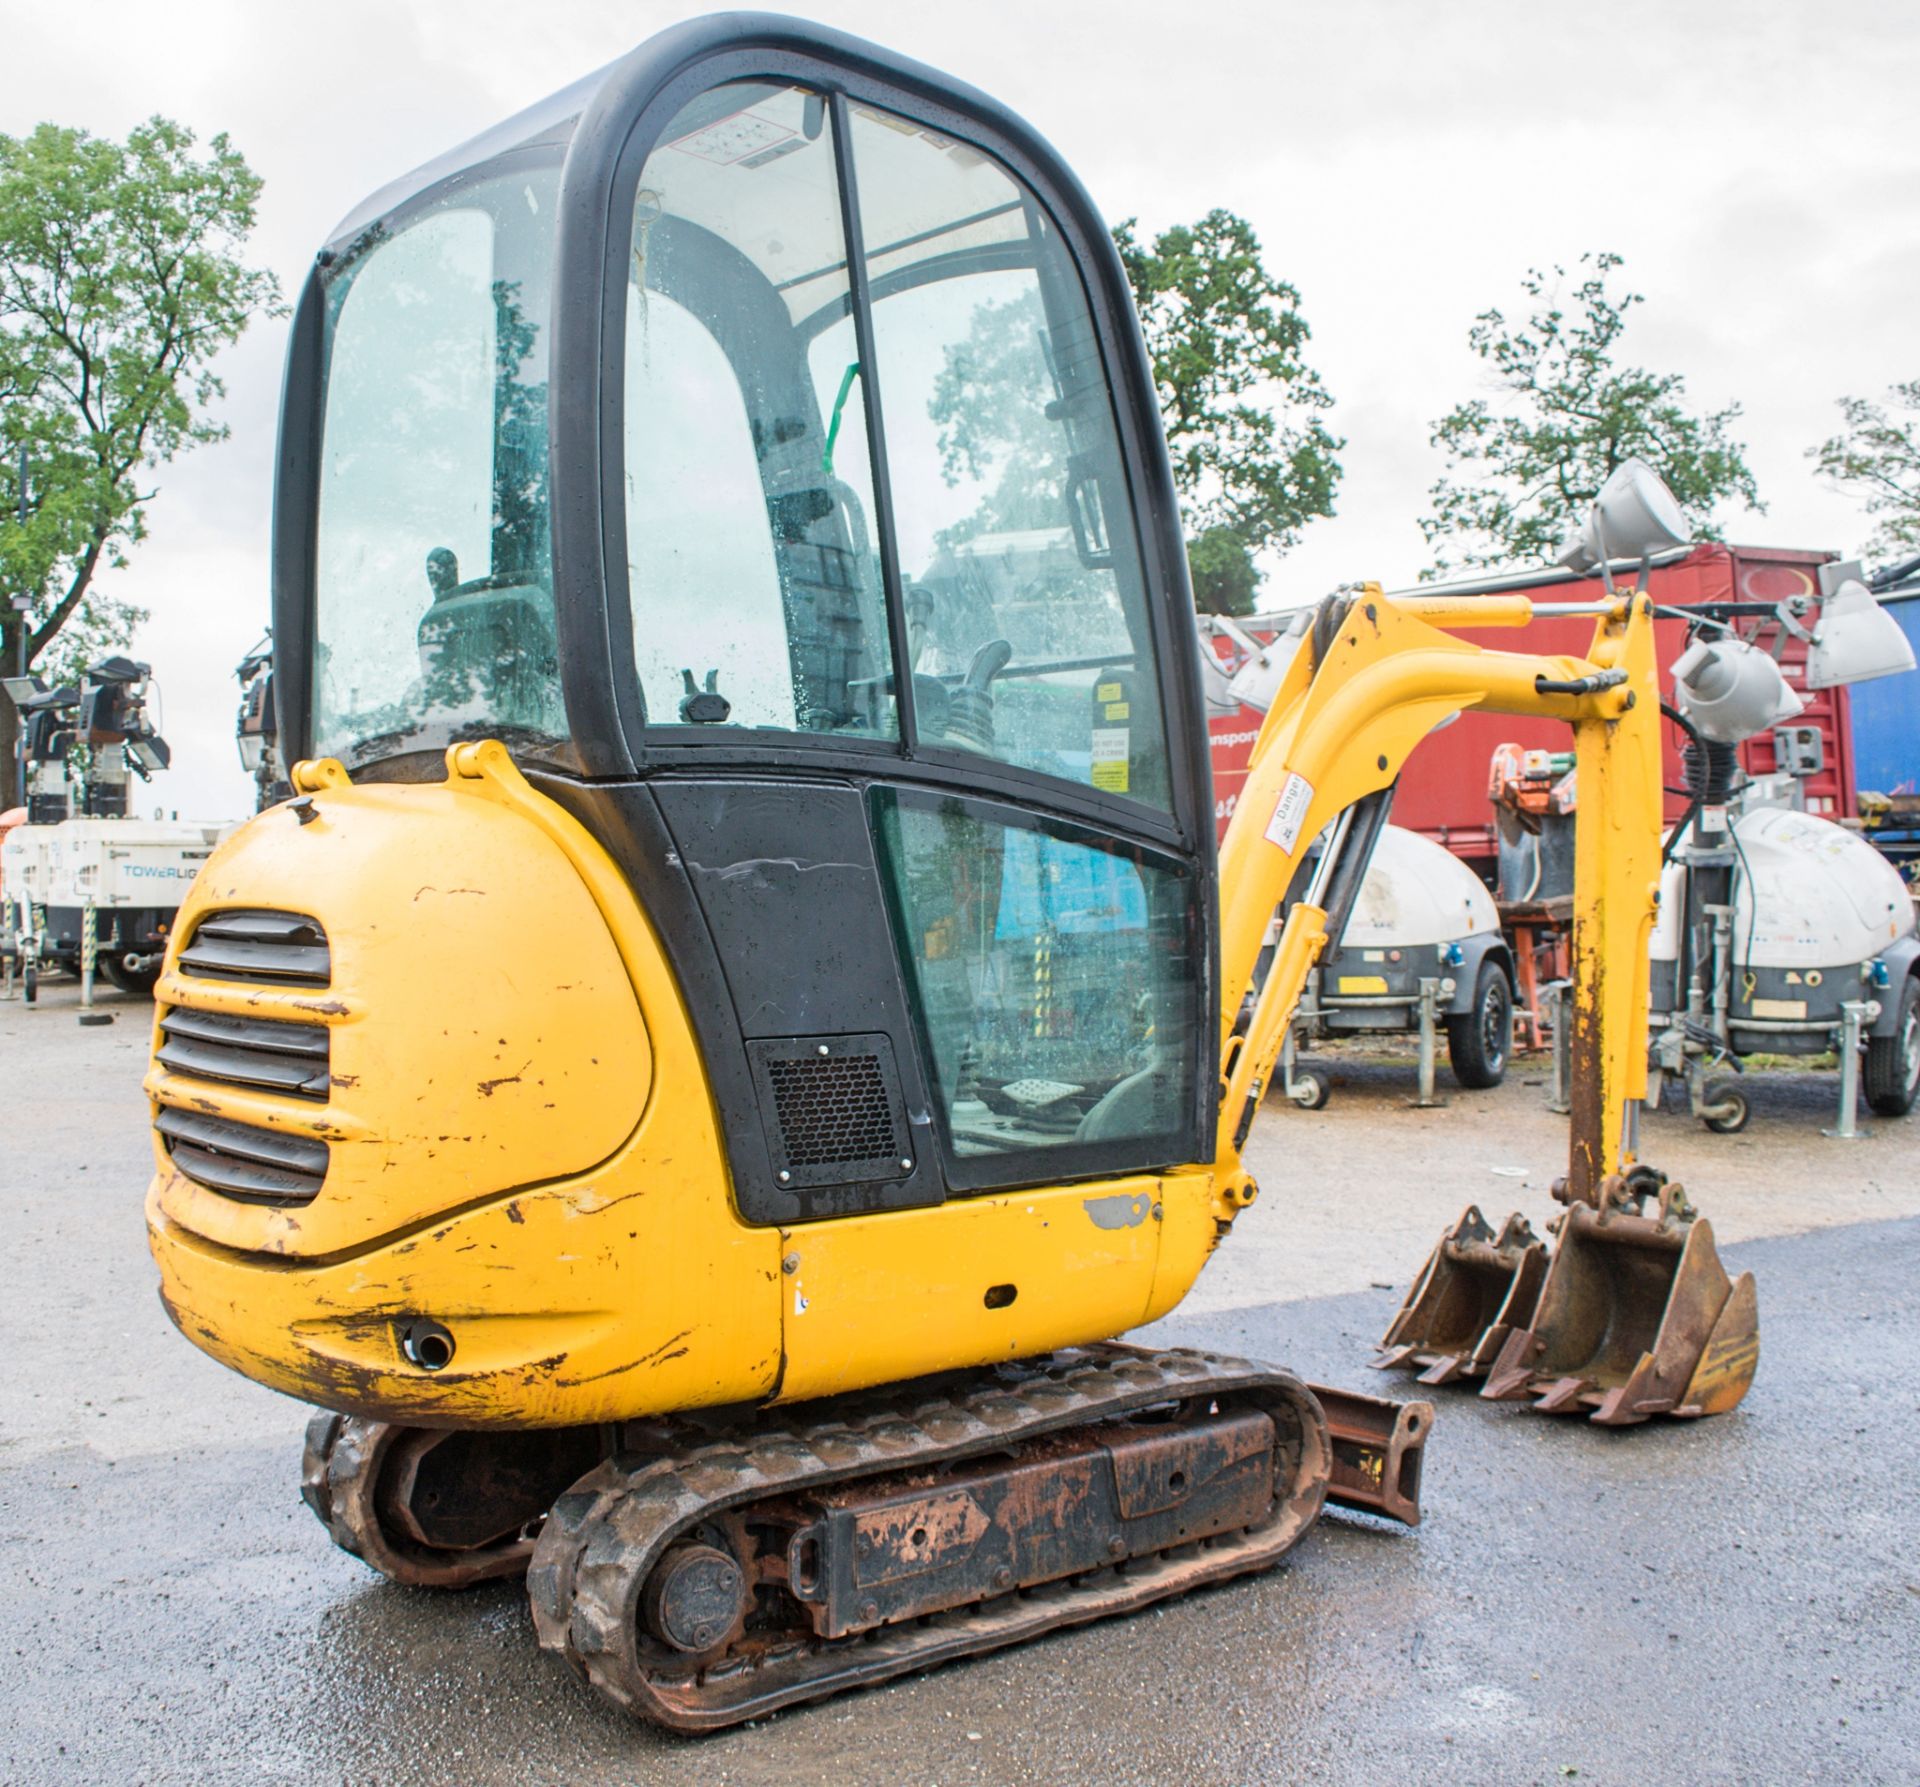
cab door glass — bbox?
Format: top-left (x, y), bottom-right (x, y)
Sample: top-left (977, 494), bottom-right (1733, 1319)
top-left (850, 105), bottom-right (1170, 805)
top-left (876, 790), bottom-right (1197, 1182)
top-left (624, 83), bottom-right (895, 736)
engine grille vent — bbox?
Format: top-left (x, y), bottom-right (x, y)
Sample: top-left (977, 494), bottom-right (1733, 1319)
top-left (747, 1034), bottom-right (911, 1188)
top-left (178, 909), bottom-right (330, 986)
top-left (157, 1006), bottom-right (330, 1100)
top-left (156, 1108), bottom-right (328, 1206)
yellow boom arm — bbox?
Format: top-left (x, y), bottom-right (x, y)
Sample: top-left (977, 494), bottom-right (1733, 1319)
top-left (1214, 584), bottom-right (1663, 1205)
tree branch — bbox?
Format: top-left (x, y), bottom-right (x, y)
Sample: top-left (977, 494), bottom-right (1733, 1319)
top-left (28, 532), bottom-right (107, 662)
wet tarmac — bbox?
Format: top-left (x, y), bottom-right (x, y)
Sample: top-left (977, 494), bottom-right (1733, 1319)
top-left (4, 1222), bottom-right (1915, 1784)
top-left (2, 986), bottom-right (1917, 1782)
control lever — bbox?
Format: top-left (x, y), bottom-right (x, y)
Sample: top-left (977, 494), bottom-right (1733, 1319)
top-left (679, 668), bottom-right (731, 724)
top-left (944, 639), bottom-right (1012, 752)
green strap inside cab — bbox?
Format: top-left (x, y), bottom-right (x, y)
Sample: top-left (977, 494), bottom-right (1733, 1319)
top-left (822, 361), bottom-right (861, 475)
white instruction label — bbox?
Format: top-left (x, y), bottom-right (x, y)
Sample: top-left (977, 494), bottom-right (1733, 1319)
top-left (1264, 770), bottom-right (1315, 854)
top-left (1090, 727), bottom-right (1131, 794)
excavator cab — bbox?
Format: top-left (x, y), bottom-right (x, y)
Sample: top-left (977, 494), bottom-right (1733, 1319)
top-left (268, 18), bottom-right (1216, 1226)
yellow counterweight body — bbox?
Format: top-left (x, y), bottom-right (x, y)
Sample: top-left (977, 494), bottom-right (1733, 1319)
top-left (146, 743), bottom-right (1227, 1428)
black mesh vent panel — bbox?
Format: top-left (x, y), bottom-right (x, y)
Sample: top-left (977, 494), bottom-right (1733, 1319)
top-left (746, 1034), bottom-right (912, 1189)
top-left (766, 1054), bottom-right (894, 1166)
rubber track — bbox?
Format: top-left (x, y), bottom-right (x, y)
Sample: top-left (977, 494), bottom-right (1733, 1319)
top-left (300, 1410), bottom-right (538, 1589)
top-left (525, 1343), bottom-right (1332, 1730)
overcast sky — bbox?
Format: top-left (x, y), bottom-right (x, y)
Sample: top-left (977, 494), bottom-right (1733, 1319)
top-left (5, 0), bottom-right (1917, 818)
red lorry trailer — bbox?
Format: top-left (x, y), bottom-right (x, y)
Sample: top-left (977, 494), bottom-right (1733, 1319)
top-left (1205, 544), bottom-right (1855, 872)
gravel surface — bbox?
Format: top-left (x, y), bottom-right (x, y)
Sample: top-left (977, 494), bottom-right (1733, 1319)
top-left (1197, 1038), bottom-right (1920, 1316)
top-left (2, 979), bottom-right (1917, 1784)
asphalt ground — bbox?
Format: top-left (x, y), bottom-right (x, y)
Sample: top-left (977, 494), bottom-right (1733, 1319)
top-left (3, 978), bottom-right (1917, 1785)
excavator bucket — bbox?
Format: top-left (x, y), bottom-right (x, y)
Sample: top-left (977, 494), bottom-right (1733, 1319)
top-left (1373, 1206), bottom-right (1548, 1386)
top-left (1480, 1178), bottom-right (1759, 1425)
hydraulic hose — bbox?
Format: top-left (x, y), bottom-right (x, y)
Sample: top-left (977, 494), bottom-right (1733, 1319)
top-left (1658, 701), bottom-right (1735, 866)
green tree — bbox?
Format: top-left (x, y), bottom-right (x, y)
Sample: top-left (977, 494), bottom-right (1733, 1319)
top-left (1420, 252), bottom-right (1760, 576)
top-left (0, 116), bottom-right (280, 805)
top-left (1810, 381), bottom-right (1920, 569)
top-left (1184, 525), bottom-right (1259, 615)
top-left (1115, 210), bottom-right (1342, 614)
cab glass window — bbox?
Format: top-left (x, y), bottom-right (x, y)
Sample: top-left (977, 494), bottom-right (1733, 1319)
top-left (312, 168), bottom-right (564, 766)
top-left (876, 790), bottom-right (1197, 1179)
top-left (623, 83), bottom-right (895, 737)
top-left (851, 105), bottom-right (1170, 806)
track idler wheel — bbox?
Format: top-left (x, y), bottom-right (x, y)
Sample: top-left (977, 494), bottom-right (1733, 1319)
top-left (300, 1411), bottom-right (604, 1588)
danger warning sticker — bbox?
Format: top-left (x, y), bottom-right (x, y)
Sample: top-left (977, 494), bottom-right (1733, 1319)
top-left (1264, 771), bottom-right (1314, 853)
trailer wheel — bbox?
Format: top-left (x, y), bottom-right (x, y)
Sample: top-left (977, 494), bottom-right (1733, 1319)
top-left (1288, 1070), bottom-right (1331, 1111)
top-left (1446, 961), bottom-right (1512, 1089)
top-left (1864, 976), bottom-right (1920, 1117)
top-left (100, 952), bottom-right (162, 997)
top-left (1701, 1076), bottom-right (1750, 1134)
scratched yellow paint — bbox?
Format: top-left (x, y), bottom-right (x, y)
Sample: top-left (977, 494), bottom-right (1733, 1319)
top-left (144, 762), bottom-right (651, 1260)
top-left (773, 1178), bottom-right (1173, 1403)
top-left (146, 743), bottom-right (782, 1425)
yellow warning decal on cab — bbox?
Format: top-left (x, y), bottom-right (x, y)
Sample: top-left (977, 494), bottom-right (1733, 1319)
top-left (1096, 681), bottom-right (1123, 703)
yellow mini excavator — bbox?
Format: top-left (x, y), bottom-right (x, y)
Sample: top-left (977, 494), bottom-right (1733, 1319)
top-left (144, 14), bottom-right (1757, 1730)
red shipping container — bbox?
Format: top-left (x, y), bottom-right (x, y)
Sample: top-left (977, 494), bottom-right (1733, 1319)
top-left (1206, 546), bottom-right (1854, 871)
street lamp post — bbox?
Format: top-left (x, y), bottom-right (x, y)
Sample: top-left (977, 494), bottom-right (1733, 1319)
top-left (9, 445), bottom-right (30, 806)
top-left (14, 442), bottom-right (26, 671)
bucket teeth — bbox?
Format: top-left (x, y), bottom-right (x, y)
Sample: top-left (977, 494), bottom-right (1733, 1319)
top-left (1388, 1177), bottom-right (1759, 1426)
top-left (1373, 1204), bottom-right (1547, 1385)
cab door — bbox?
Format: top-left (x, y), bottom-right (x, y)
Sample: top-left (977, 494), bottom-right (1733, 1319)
top-left (545, 28), bottom-right (1218, 1226)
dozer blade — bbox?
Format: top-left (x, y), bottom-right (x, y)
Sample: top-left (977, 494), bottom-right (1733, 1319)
top-left (1373, 1206), bottom-right (1547, 1387)
top-left (1313, 1382), bottom-right (1430, 1525)
top-left (1480, 1176), bottom-right (1759, 1425)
